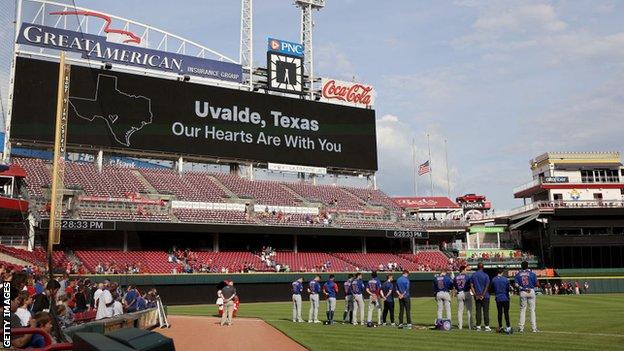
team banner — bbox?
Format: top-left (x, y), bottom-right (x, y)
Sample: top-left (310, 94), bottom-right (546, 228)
top-left (10, 57), bottom-right (378, 171)
top-left (320, 78), bottom-right (374, 108)
top-left (17, 23), bottom-right (242, 83)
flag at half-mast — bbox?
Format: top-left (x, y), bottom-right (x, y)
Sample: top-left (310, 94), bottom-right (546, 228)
top-left (418, 160), bottom-right (431, 176)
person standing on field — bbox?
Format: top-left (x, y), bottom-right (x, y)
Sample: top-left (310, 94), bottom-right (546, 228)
top-left (515, 261), bottom-right (538, 333)
top-left (380, 273), bottom-right (395, 326)
top-left (220, 280), bottom-right (236, 326)
top-left (491, 269), bottom-right (511, 332)
top-left (433, 270), bottom-right (453, 322)
top-left (343, 274), bottom-right (354, 323)
top-left (366, 271), bottom-right (382, 325)
top-left (351, 272), bottom-right (366, 325)
top-left (322, 274), bottom-right (339, 324)
top-left (308, 275), bottom-right (322, 323)
top-left (396, 270), bottom-right (412, 329)
top-left (471, 263), bottom-right (491, 332)
top-left (454, 265), bottom-right (473, 330)
top-left (292, 277), bottom-right (304, 322)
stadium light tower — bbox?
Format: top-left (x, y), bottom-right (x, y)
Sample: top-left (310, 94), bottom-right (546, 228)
top-left (294, 0), bottom-right (325, 98)
top-left (240, 0), bottom-right (253, 90)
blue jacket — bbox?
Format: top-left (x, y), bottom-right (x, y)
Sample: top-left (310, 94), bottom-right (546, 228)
top-left (433, 275), bottom-right (453, 293)
top-left (472, 270), bottom-right (490, 298)
top-left (309, 280), bottom-right (321, 294)
top-left (351, 278), bottom-right (365, 295)
top-left (396, 276), bottom-right (410, 298)
top-left (323, 281), bottom-right (338, 298)
top-left (491, 275), bottom-right (510, 302)
top-left (454, 273), bottom-right (471, 292)
top-left (381, 281), bottom-right (394, 302)
top-left (367, 278), bottom-right (381, 296)
top-left (292, 281), bottom-right (303, 294)
top-left (514, 270), bottom-right (538, 291)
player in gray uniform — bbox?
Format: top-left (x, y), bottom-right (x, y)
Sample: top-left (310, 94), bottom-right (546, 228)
top-left (307, 275), bottom-right (321, 323)
top-left (351, 272), bottom-right (365, 325)
top-left (343, 274), bottom-right (354, 323)
top-left (292, 277), bottom-right (304, 322)
top-left (515, 261), bottom-right (539, 332)
top-left (454, 265), bottom-right (473, 329)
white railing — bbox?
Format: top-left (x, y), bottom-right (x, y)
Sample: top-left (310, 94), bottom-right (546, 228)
top-left (483, 200), bottom-right (624, 220)
top-left (513, 179), bottom-right (540, 194)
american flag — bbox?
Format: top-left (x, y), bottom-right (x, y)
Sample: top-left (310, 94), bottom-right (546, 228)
top-left (418, 160), bottom-right (431, 175)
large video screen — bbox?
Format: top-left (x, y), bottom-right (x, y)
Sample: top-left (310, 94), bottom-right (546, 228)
top-left (10, 57), bottom-right (378, 170)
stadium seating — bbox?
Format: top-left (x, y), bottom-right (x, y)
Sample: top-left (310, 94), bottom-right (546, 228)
top-left (333, 252), bottom-right (422, 271)
top-left (0, 244), bottom-right (66, 267)
top-left (274, 252), bottom-right (352, 272)
top-left (212, 173), bottom-right (299, 206)
top-left (173, 209), bottom-right (255, 224)
top-left (399, 251), bottom-right (451, 270)
top-left (74, 250), bottom-right (175, 273)
top-left (284, 182), bottom-right (363, 210)
top-left (139, 168), bottom-right (229, 202)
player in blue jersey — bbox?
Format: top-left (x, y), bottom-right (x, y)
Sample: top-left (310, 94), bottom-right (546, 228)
top-left (307, 275), bottom-right (321, 323)
top-left (343, 274), bottom-right (354, 323)
top-left (471, 262), bottom-right (491, 331)
top-left (454, 265), bottom-right (473, 330)
top-left (292, 277), bottom-right (304, 322)
top-left (351, 272), bottom-right (366, 325)
top-left (492, 268), bottom-right (511, 332)
top-left (322, 274), bottom-right (339, 324)
top-left (515, 261), bottom-right (539, 332)
top-left (380, 273), bottom-right (395, 326)
top-left (396, 270), bottom-right (412, 329)
top-left (366, 271), bottom-right (382, 325)
top-left (433, 270), bottom-right (453, 323)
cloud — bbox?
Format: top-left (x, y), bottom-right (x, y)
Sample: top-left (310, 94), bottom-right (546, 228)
top-left (513, 72), bottom-right (624, 154)
top-left (315, 43), bottom-right (357, 80)
top-left (474, 4), bottom-right (567, 32)
top-left (375, 114), bottom-right (458, 197)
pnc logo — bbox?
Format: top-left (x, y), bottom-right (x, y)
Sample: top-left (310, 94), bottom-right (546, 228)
top-left (270, 39), bottom-right (280, 51)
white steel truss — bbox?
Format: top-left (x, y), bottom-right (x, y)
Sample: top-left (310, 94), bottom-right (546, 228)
top-left (239, 0), bottom-right (253, 90)
top-left (295, 0), bottom-right (325, 99)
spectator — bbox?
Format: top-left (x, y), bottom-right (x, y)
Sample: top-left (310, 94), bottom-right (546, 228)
top-left (15, 290), bottom-right (32, 327)
top-left (124, 285), bottom-right (139, 313)
top-left (112, 293), bottom-right (124, 316)
top-left (74, 284), bottom-right (89, 313)
top-left (32, 280), bottom-right (61, 314)
top-left (28, 312), bottom-right (55, 348)
top-left (95, 283), bottom-right (114, 320)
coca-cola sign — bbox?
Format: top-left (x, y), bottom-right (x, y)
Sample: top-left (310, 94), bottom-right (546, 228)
top-left (320, 78), bottom-right (374, 108)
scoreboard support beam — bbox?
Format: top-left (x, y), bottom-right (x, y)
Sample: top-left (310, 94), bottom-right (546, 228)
top-left (96, 149), bottom-right (103, 172)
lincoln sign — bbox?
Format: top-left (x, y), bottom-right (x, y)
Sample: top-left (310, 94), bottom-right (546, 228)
top-left (17, 23), bottom-right (242, 83)
top-left (320, 78), bottom-right (374, 108)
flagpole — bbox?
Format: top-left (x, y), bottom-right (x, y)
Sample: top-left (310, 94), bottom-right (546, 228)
top-left (412, 138), bottom-right (418, 196)
top-left (444, 138), bottom-right (451, 198)
top-left (427, 133), bottom-right (434, 196)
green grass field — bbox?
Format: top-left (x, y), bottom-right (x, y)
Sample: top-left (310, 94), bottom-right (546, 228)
top-left (169, 294), bottom-right (624, 350)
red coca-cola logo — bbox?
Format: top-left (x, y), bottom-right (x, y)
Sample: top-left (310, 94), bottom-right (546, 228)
top-left (322, 80), bottom-right (373, 106)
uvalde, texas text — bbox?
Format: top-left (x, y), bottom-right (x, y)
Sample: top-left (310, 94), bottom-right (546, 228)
top-left (170, 101), bottom-right (342, 153)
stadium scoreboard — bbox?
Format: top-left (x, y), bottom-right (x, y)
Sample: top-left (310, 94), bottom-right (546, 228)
top-left (10, 57), bottom-right (378, 171)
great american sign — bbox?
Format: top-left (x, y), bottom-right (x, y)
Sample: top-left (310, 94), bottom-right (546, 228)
top-left (17, 22), bottom-right (242, 83)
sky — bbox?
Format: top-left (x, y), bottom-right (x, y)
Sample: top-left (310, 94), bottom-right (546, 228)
top-left (1, 0), bottom-right (623, 210)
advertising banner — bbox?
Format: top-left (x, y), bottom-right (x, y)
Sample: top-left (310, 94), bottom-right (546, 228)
top-left (17, 23), bottom-right (242, 83)
top-left (320, 78), bottom-right (374, 108)
top-left (267, 38), bottom-right (304, 57)
top-left (10, 57), bottom-right (378, 171)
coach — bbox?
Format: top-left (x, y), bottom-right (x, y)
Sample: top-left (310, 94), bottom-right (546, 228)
top-left (396, 270), bottom-right (412, 329)
top-left (471, 263), bottom-right (491, 332)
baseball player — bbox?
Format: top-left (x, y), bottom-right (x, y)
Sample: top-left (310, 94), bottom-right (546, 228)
top-left (366, 271), bottom-right (382, 326)
top-left (292, 277), bottom-right (304, 322)
top-left (343, 274), bottom-right (354, 323)
top-left (471, 262), bottom-right (491, 331)
top-left (396, 270), bottom-right (412, 329)
top-left (454, 265), bottom-right (473, 330)
top-left (492, 268), bottom-right (511, 332)
top-left (433, 270), bottom-right (453, 323)
top-left (308, 275), bottom-right (321, 323)
top-left (322, 274), bottom-right (339, 324)
top-left (380, 273), bottom-right (395, 326)
top-left (351, 272), bottom-right (365, 325)
top-left (515, 261), bottom-right (538, 333)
